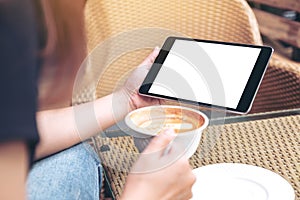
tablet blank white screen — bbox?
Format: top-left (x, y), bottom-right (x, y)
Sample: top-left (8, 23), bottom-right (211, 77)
top-left (148, 40), bottom-right (261, 109)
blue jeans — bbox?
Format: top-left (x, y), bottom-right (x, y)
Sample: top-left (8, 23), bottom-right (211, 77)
top-left (27, 142), bottom-right (102, 200)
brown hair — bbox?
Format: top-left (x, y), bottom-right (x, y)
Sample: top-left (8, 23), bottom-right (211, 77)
top-left (38, 0), bottom-right (87, 110)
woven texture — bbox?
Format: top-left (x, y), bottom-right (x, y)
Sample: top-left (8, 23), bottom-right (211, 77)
top-left (77, 0), bottom-right (300, 199)
top-left (252, 53), bottom-right (300, 113)
top-left (81, 0), bottom-right (300, 114)
top-left (84, 0), bottom-right (262, 101)
top-left (93, 114), bottom-right (300, 199)
top-left (85, 0), bottom-right (262, 52)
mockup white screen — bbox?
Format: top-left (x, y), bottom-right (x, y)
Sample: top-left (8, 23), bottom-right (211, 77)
top-left (148, 40), bottom-right (261, 109)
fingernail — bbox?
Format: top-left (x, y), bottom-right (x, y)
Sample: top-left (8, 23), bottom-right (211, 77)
top-left (154, 46), bottom-right (160, 50)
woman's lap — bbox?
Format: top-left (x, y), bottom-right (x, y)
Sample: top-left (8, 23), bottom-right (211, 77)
top-left (27, 142), bottom-right (102, 200)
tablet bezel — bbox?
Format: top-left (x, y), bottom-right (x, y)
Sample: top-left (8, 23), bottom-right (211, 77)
top-left (139, 36), bottom-right (273, 113)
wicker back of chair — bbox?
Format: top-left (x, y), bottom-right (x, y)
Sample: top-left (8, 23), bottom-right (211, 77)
top-left (80, 0), bottom-right (300, 113)
top-left (83, 0), bottom-right (262, 99)
top-left (85, 0), bottom-right (262, 49)
top-left (252, 54), bottom-right (300, 113)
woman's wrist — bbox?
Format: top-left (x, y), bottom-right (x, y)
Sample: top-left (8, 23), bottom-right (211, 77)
top-left (112, 88), bottom-right (135, 120)
top-left (120, 184), bottom-right (152, 200)
top-left (93, 90), bottom-right (133, 132)
top-left (117, 88), bottom-right (136, 111)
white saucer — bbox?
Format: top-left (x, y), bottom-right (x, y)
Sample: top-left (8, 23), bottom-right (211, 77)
top-left (191, 163), bottom-right (295, 200)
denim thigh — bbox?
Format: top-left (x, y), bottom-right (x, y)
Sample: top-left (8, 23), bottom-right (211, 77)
top-left (27, 142), bottom-right (102, 200)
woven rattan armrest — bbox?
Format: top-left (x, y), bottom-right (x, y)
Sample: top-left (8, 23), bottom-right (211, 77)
top-left (252, 53), bottom-right (300, 113)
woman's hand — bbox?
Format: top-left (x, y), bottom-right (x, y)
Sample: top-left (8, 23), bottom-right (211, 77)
top-left (120, 47), bottom-right (162, 111)
top-left (92, 47), bottom-right (163, 134)
top-left (121, 129), bottom-right (196, 200)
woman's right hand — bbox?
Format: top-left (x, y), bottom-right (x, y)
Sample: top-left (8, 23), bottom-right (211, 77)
top-left (121, 129), bottom-right (196, 200)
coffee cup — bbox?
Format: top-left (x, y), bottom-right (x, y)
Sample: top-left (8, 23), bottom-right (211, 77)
top-left (125, 105), bottom-right (209, 158)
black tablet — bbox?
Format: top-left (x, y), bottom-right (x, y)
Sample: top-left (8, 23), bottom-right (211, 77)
top-left (139, 37), bottom-right (273, 113)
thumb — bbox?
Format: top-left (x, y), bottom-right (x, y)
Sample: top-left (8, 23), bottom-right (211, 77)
top-left (139, 46), bottom-right (160, 68)
top-left (142, 128), bottom-right (177, 154)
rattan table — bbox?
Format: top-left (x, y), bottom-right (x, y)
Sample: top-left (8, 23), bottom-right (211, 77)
top-left (92, 108), bottom-right (300, 199)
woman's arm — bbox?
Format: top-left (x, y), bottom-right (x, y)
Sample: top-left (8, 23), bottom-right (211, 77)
top-left (35, 48), bottom-right (160, 159)
top-left (0, 141), bottom-right (28, 200)
top-left (35, 93), bottom-right (121, 159)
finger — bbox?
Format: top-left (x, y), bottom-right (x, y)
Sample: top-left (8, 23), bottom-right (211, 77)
top-left (177, 190), bottom-right (193, 200)
top-left (142, 128), bottom-right (176, 154)
top-left (139, 46), bottom-right (160, 67)
top-left (174, 163), bottom-right (196, 199)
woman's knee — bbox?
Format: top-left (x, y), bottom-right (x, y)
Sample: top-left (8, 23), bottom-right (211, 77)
top-left (27, 142), bottom-right (102, 200)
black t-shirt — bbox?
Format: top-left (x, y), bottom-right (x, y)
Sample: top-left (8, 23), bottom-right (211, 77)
top-left (0, 0), bottom-right (40, 162)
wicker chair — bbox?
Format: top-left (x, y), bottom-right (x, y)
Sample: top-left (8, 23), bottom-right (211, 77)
top-left (80, 0), bottom-right (300, 114)
top-left (75, 0), bottom-right (300, 199)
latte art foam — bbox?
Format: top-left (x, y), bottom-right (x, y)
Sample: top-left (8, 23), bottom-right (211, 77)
top-left (130, 107), bottom-right (204, 134)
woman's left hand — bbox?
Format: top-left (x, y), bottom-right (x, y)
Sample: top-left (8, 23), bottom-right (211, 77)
top-left (120, 47), bottom-right (162, 111)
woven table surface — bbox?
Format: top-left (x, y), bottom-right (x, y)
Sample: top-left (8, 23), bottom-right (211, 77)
top-left (93, 114), bottom-right (300, 199)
